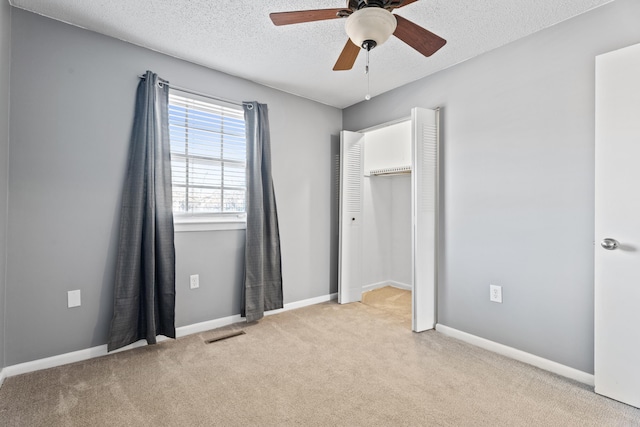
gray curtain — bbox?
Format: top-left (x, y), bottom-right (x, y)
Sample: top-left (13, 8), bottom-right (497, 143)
top-left (242, 102), bottom-right (283, 322)
top-left (108, 71), bottom-right (176, 352)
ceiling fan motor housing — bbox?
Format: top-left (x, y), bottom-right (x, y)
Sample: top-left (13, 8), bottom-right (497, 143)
top-left (345, 6), bottom-right (397, 49)
top-left (356, 0), bottom-right (386, 9)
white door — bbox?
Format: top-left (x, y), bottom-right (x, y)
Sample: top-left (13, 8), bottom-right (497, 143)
top-left (595, 42), bottom-right (640, 408)
top-left (338, 131), bottom-right (365, 304)
top-left (411, 108), bottom-right (439, 332)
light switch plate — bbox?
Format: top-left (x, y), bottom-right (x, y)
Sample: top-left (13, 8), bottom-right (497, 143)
top-left (68, 290), bottom-right (81, 308)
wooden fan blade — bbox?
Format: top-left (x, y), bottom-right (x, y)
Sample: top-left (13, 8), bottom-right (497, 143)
top-left (333, 39), bottom-right (361, 71)
top-left (270, 9), bottom-right (345, 26)
top-left (393, 15), bottom-right (446, 57)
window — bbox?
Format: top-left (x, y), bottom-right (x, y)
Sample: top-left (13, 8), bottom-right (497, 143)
top-left (168, 93), bottom-right (246, 225)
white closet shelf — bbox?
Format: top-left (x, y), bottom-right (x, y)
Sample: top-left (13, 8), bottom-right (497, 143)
top-left (369, 165), bottom-right (412, 176)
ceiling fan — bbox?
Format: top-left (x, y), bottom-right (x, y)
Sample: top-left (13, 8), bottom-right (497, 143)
top-left (270, 0), bottom-right (447, 71)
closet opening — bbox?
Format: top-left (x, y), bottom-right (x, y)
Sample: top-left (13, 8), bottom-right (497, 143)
top-left (338, 108), bottom-right (439, 332)
top-left (361, 120), bottom-right (413, 324)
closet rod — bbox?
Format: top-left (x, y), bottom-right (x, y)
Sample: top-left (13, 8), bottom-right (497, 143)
top-left (137, 74), bottom-right (243, 107)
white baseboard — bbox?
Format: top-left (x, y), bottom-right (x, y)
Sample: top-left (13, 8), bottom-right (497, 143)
top-left (363, 281), bottom-right (388, 292)
top-left (169, 292), bottom-right (339, 338)
top-left (1, 292), bottom-right (338, 383)
top-left (388, 281), bottom-right (412, 291)
top-left (363, 281), bottom-right (412, 292)
top-left (435, 324), bottom-right (594, 386)
top-left (3, 335), bottom-right (171, 379)
top-left (176, 314), bottom-right (244, 338)
top-left (265, 292), bottom-right (337, 316)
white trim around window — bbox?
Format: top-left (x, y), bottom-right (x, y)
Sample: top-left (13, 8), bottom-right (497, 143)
top-left (174, 214), bottom-right (247, 232)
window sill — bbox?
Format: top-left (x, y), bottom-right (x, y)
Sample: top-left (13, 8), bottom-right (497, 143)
top-left (174, 217), bottom-right (246, 232)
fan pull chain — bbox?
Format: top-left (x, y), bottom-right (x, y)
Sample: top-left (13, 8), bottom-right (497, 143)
top-left (365, 48), bottom-right (371, 101)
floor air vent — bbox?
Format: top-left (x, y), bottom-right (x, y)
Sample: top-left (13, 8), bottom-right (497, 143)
top-left (204, 330), bottom-right (246, 344)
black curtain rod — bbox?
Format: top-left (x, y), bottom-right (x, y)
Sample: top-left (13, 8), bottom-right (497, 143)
top-left (138, 74), bottom-right (243, 107)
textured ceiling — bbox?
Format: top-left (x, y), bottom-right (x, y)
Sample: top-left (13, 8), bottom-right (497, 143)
top-left (10, 0), bottom-right (613, 108)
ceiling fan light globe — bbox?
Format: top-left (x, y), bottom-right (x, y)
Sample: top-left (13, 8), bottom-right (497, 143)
top-left (345, 8), bottom-right (397, 49)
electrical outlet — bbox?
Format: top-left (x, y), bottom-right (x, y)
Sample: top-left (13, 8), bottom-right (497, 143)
top-left (68, 290), bottom-right (81, 308)
top-left (489, 285), bottom-right (502, 303)
top-left (190, 274), bottom-right (200, 289)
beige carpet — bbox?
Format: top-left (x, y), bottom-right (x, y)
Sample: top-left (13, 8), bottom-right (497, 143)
top-left (1, 299), bottom-right (640, 426)
top-left (362, 285), bottom-right (412, 325)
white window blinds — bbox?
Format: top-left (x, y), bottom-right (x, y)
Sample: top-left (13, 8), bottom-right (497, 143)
top-left (168, 93), bottom-right (246, 216)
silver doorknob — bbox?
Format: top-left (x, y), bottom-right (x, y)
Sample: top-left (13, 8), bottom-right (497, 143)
top-left (601, 238), bottom-right (619, 250)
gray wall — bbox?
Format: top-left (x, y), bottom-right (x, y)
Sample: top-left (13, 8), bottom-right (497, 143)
top-left (344, 0), bottom-right (640, 374)
top-left (390, 176), bottom-right (411, 286)
top-left (362, 175), bottom-right (412, 289)
top-left (362, 176), bottom-right (392, 286)
top-left (0, 0), bottom-right (11, 370)
top-left (6, 9), bottom-right (341, 365)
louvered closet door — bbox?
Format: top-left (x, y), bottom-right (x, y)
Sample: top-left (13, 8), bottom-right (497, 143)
top-left (412, 108), bottom-right (438, 332)
top-left (339, 131), bottom-right (365, 304)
